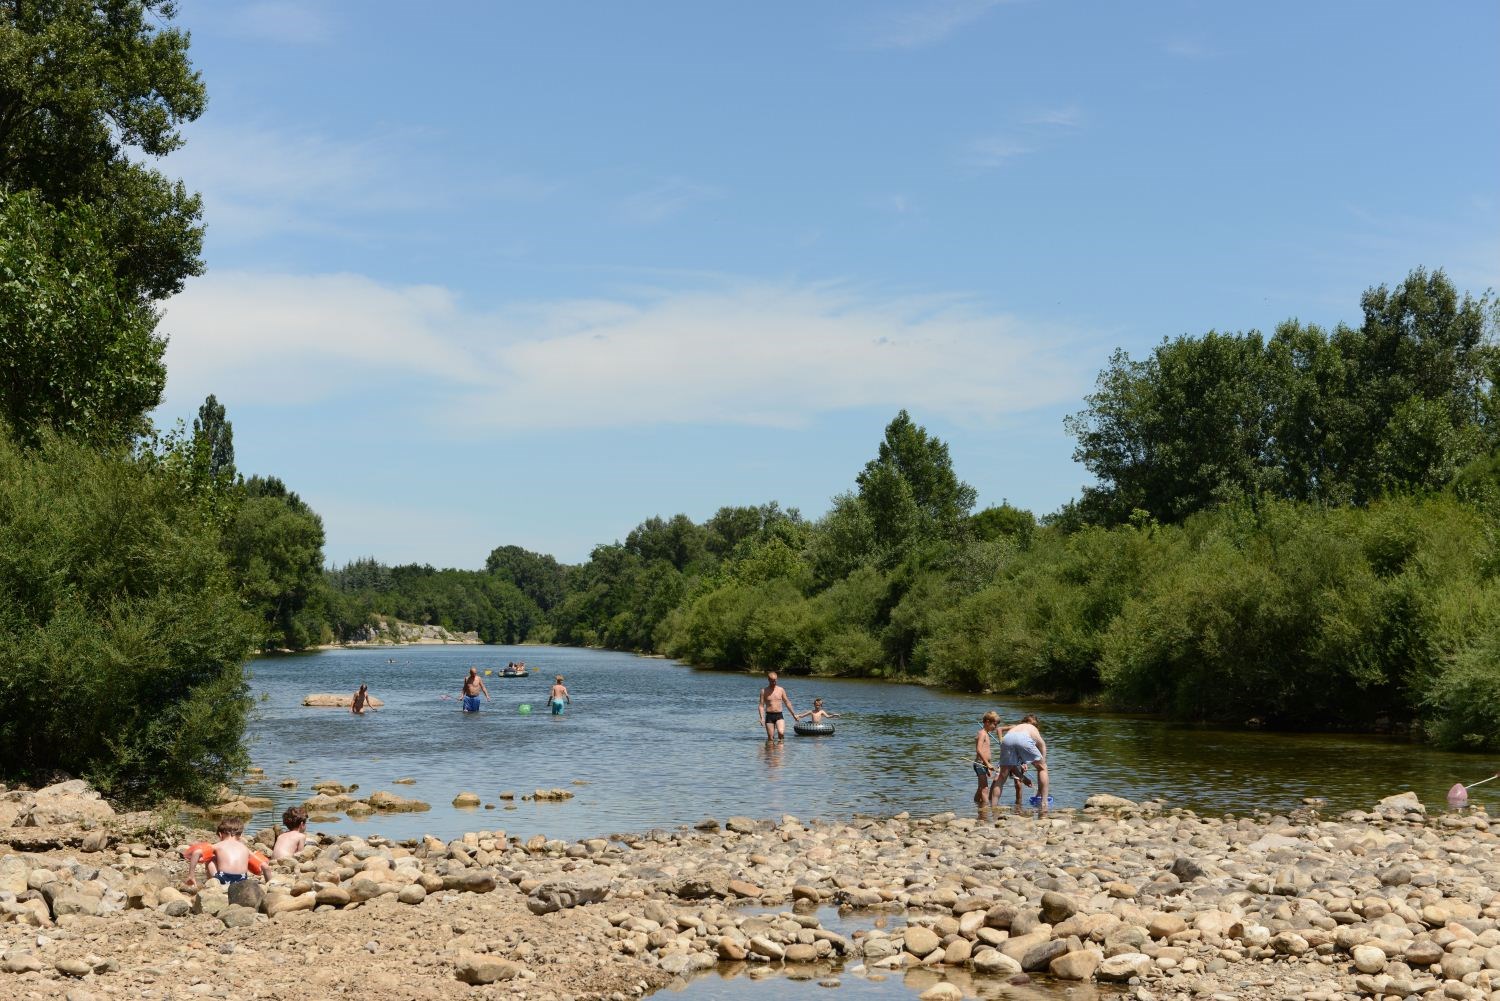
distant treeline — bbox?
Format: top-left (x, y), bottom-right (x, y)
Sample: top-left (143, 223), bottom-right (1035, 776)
top-left (274, 269), bottom-right (1500, 750)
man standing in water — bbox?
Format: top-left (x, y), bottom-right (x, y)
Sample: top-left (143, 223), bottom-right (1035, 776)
top-left (758, 671), bottom-right (796, 741)
top-left (461, 667), bottom-right (490, 713)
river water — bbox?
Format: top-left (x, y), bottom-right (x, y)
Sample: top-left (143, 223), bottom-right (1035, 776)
top-left (241, 645), bottom-right (1492, 1001)
top-left (242, 644), bottom-right (1492, 843)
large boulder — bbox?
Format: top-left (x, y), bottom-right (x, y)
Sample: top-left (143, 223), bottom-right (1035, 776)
top-left (364, 791), bottom-right (429, 812)
top-left (301, 693), bottom-right (385, 708)
top-left (1373, 791), bottom-right (1425, 819)
top-left (14, 780), bottom-right (115, 826)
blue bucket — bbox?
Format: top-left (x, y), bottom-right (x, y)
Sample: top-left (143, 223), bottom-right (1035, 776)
top-left (1028, 795), bottom-right (1054, 807)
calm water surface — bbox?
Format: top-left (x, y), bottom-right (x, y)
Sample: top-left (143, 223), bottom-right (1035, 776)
top-left (241, 645), bottom-right (1494, 844)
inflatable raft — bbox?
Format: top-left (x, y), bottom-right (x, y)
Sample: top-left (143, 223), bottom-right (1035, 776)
top-left (793, 721), bottom-right (835, 736)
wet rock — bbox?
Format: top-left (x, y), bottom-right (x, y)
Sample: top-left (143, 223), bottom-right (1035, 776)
top-left (1050, 949), bottom-right (1103, 980)
top-left (725, 816), bottom-right (758, 834)
top-left (918, 985), bottom-right (962, 1001)
top-left (364, 791), bottom-right (429, 812)
top-left (452, 792), bottom-right (481, 807)
top-left (1373, 790), bottom-right (1425, 818)
top-left (1020, 939), bottom-right (1068, 972)
top-left (301, 693), bottom-right (385, 708)
top-left (973, 948), bottom-right (1022, 975)
top-left (1085, 794), bottom-right (1139, 812)
top-left (903, 926), bottom-right (941, 957)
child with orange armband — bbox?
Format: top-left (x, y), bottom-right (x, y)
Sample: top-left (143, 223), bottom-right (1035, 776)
top-left (184, 818), bottom-right (266, 888)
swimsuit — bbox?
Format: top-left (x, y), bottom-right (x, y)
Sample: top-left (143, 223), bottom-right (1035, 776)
top-left (764, 711), bottom-right (783, 724)
top-left (973, 761), bottom-right (992, 780)
top-left (550, 698), bottom-right (566, 715)
top-left (462, 694), bottom-right (482, 712)
top-left (999, 729), bottom-right (1043, 767)
top-left (214, 871), bottom-right (247, 885)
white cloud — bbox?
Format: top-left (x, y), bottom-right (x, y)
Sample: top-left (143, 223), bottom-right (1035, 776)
top-left (1163, 34), bottom-right (1214, 60)
top-left (172, 122), bottom-right (552, 243)
top-left (962, 136), bottom-right (1036, 168)
top-left (618, 178), bottom-right (723, 224)
top-left (859, 0), bottom-right (1009, 49)
top-left (160, 271), bottom-right (1094, 431)
top-left (1023, 105), bottom-right (1084, 128)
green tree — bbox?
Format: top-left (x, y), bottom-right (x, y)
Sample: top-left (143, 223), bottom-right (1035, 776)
top-left (222, 476), bottom-right (327, 650)
top-left (484, 544), bottom-right (567, 611)
top-left (857, 410), bottom-right (977, 537)
top-left (0, 427), bottom-right (257, 805)
top-left (0, 191), bottom-right (164, 446)
top-left (189, 393), bottom-right (236, 492)
top-left (0, 0), bottom-right (206, 299)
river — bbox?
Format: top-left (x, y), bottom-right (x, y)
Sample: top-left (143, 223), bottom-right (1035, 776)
top-left (242, 644), bottom-right (1492, 844)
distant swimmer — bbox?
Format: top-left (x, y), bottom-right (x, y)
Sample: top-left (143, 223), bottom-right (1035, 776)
top-left (548, 675), bottom-right (571, 716)
top-left (461, 667), bottom-right (490, 713)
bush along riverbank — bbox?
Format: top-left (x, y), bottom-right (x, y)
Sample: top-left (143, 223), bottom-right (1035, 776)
top-left (2, 779), bottom-right (1499, 1000)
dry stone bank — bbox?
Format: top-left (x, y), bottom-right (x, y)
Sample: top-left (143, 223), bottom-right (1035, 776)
top-left (2, 781), bottom-right (1499, 1001)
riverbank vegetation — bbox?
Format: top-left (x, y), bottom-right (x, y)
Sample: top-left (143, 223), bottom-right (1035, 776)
top-left (509, 269), bottom-right (1499, 750)
top-left (3, 6), bottom-right (1496, 812)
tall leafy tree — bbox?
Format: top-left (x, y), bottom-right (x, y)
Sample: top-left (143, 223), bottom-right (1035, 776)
top-left (484, 544), bottom-right (567, 611)
top-left (190, 393), bottom-right (236, 492)
top-left (0, 0), bottom-right (206, 299)
top-left (0, 192), bottom-right (164, 446)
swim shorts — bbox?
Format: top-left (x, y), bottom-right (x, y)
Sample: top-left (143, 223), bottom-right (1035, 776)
top-left (999, 730), bottom-right (1042, 767)
top-left (764, 711), bottom-right (783, 724)
top-left (551, 698), bottom-right (566, 715)
top-left (973, 761), bottom-right (991, 780)
top-left (462, 695), bottom-right (482, 713)
top-left (214, 872), bottom-right (247, 885)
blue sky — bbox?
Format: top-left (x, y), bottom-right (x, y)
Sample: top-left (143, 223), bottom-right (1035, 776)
top-left (157, 0), bottom-right (1500, 567)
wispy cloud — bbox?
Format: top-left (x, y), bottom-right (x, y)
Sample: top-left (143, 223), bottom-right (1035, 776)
top-left (1022, 104), bottom-right (1084, 128)
top-left (618, 178), bottom-right (723, 224)
top-left (172, 122), bottom-right (553, 243)
top-left (963, 103), bottom-right (1083, 170)
top-left (858, 0), bottom-right (1009, 50)
top-left (225, 2), bottom-right (334, 45)
top-left (160, 271), bottom-right (1094, 430)
top-left (962, 137), bottom-right (1036, 169)
top-left (1163, 34), bottom-right (1214, 60)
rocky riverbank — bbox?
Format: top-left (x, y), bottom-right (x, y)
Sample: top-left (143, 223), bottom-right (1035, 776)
top-left (2, 782), bottom-right (1498, 1001)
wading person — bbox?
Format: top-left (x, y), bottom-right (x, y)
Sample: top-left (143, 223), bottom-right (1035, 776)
top-left (461, 667), bottom-right (490, 713)
top-left (758, 671), bottom-right (796, 742)
top-left (351, 683), bottom-right (372, 715)
top-left (548, 675), bottom-right (570, 716)
top-left (998, 713), bottom-right (1048, 812)
top-left (973, 711), bottom-right (1000, 805)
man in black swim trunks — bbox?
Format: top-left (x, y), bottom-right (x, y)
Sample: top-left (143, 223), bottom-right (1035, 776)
top-left (758, 671), bottom-right (796, 742)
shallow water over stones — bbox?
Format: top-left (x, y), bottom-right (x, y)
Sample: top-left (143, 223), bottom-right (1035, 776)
top-left (241, 645), bottom-right (1495, 842)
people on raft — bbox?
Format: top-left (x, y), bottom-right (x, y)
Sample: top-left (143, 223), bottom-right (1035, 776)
top-left (461, 667), bottom-right (490, 713)
top-left (757, 670), bottom-right (797, 742)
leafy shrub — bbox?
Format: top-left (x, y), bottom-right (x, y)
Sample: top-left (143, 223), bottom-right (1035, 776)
top-left (0, 430), bottom-right (257, 805)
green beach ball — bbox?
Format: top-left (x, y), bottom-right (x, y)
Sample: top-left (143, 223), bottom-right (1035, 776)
top-left (518, 704), bottom-right (532, 715)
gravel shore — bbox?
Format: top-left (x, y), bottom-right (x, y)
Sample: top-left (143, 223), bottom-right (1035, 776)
top-left (2, 781), bottom-right (1498, 1001)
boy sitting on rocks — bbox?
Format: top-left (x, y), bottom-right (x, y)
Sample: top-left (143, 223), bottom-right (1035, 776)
top-left (271, 806), bottom-right (308, 860)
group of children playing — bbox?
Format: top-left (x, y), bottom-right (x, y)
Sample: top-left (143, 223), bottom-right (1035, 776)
top-left (183, 806), bottom-right (309, 887)
top-left (974, 711), bottom-right (1049, 811)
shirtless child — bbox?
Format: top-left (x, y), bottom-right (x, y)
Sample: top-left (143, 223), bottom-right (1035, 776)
top-left (973, 711), bottom-right (1001, 805)
top-left (185, 818), bottom-right (264, 888)
top-left (271, 806), bottom-right (308, 860)
top-left (794, 698), bottom-right (839, 725)
top-left (758, 671), bottom-right (797, 741)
